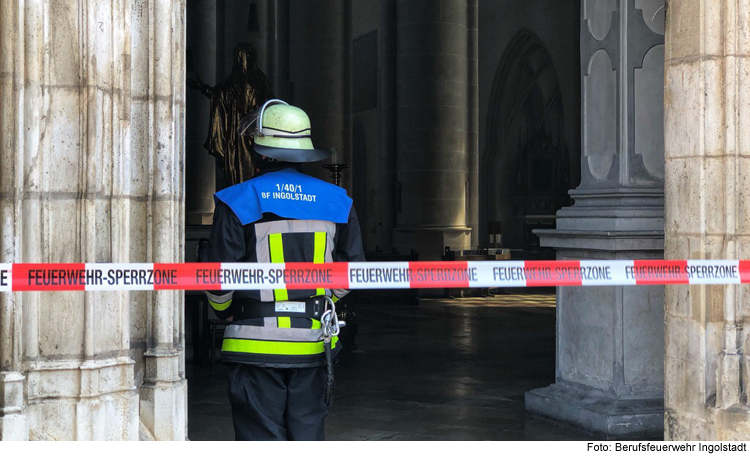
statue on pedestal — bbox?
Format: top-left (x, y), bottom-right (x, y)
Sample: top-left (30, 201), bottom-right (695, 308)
top-left (188, 43), bottom-right (274, 185)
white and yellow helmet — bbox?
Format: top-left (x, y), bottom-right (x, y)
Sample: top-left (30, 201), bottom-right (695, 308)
top-left (240, 99), bottom-right (332, 162)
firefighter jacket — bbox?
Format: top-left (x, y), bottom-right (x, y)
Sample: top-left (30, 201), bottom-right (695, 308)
top-left (204, 166), bottom-right (365, 368)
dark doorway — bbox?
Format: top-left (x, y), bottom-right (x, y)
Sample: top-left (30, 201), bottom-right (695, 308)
top-left (482, 30), bottom-right (574, 252)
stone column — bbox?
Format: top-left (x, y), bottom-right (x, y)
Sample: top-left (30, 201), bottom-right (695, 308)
top-left (0, 0), bottom-right (186, 440)
top-left (289, 0), bottom-right (352, 190)
top-left (185, 0), bottom-right (217, 225)
top-left (392, 0), bottom-right (474, 259)
top-left (526, 0), bottom-right (667, 437)
top-left (0, 0), bottom-right (141, 441)
top-left (379, 0), bottom-right (398, 251)
top-left (132, 0), bottom-right (187, 441)
top-left (0, 0), bottom-right (26, 440)
top-left (664, 0), bottom-right (750, 440)
top-left (466, 0), bottom-right (479, 248)
top-left (268, 0), bottom-right (292, 101)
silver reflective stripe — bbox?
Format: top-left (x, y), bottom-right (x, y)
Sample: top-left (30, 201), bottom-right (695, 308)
top-left (225, 323), bottom-right (324, 342)
top-left (206, 291), bottom-right (233, 304)
top-left (254, 225), bottom-right (274, 302)
top-left (332, 289), bottom-right (349, 299)
top-left (323, 230), bottom-right (333, 298)
top-left (254, 220), bottom-right (337, 299)
top-left (254, 219), bottom-right (336, 239)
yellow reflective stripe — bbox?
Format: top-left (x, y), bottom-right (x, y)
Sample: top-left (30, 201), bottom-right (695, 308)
top-left (269, 233), bottom-right (288, 301)
top-left (311, 319), bottom-right (321, 330)
top-left (209, 299), bottom-right (232, 311)
top-left (222, 336), bottom-right (338, 355)
top-left (277, 317), bottom-right (291, 328)
top-left (313, 232), bottom-right (326, 263)
top-left (314, 232), bottom-right (326, 296)
top-left (331, 295), bottom-right (339, 304)
top-left (269, 233), bottom-right (285, 262)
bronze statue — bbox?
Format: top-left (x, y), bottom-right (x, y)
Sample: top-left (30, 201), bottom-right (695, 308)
top-left (188, 43), bottom-right (274, 185)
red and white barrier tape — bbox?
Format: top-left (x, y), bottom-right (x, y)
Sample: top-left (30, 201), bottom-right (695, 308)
top-left (0, 260), bottom-right (748, 292)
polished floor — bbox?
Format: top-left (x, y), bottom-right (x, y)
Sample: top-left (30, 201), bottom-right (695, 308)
top-left (187, 294), bottom-right (595, 441)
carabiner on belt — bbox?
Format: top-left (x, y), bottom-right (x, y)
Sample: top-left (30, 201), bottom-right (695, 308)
top-left (320, 296), bottom-right (343, 407)
top-left (320, 296), bottom-right (344, 341)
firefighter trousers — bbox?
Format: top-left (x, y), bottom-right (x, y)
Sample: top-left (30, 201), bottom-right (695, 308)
top-left (227, 363), bottom-right (328, 441)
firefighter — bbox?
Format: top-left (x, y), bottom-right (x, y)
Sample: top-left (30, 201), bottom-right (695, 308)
top-left (204, 99), bottom-right (365, 441)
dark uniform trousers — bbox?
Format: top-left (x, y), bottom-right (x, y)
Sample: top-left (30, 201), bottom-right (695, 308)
top-left (227, 364), bottom-right (329, 441)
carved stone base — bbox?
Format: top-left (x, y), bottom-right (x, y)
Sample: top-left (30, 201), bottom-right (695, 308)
top-left (526, 383), bottom-right (663, 438)
top-left (139, 350), bottom-right (187, 441)
top-left (23, 358), bottom-right (139, 440)
top-left (529, 229), bottom-right (665, 437)
top-left (0, 372), bottom-right (27, 441)
top-left (392, 226), bottom-right (472, 260)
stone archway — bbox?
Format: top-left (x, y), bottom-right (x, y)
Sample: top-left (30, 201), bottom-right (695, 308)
top-left (482, 30), bottom-right (571, 250)
top-left (3, 0), bottom-right (750, 442)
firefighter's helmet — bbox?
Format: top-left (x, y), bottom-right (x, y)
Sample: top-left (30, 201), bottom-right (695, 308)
top-left (239, 99), bottom-right (332, 162)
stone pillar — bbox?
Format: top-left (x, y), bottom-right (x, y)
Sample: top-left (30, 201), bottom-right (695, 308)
top-left (289, 0), bottom-right (352, 191)
top-left (132, 0), bottom-right (187, 441)
top-left (392, 0), bottom-right (474, 259)
top-left (185, 0), bottom-right (217, 225)
top-left (0, 0), bottom-right (140, 441)
top-left (379, 0), bottom-right (398, 251)
top-left (526, 0), bottom-right (667, 437)
top-left (466, 0), bottom-right (479, 248)
top-left (0, 0), bottom-right (186, 440)
top-left (268, 0), bottom-right (292, 101)
top-left (664, 0), bottom-right (750, 440)
top-left (0, 0), bottom-right (26, 440)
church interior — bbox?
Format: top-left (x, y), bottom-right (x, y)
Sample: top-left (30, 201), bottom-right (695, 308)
top-left (184, 0), bottom-right (599, 440)
top-left (5, 0), bottom-right (749, 443)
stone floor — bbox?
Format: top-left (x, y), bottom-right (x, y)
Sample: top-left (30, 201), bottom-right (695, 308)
top-left (186, 294), bottom-right (634, 441)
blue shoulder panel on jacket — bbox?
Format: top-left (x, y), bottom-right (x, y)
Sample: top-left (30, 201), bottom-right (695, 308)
top-left (214, 168), bottom-right (353, 225)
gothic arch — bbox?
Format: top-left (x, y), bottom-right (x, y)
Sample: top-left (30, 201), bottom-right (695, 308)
top-left (481, 29), bottom-right (570, 250)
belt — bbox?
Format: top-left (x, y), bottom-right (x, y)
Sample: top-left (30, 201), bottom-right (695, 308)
top-left (239, 297), bottom-right (327, 320)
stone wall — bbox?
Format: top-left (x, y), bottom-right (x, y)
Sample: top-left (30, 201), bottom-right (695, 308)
top-left (0, 0), bottom-right (187, 440)
top-left (664, 0), bottom-right (750, 440)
